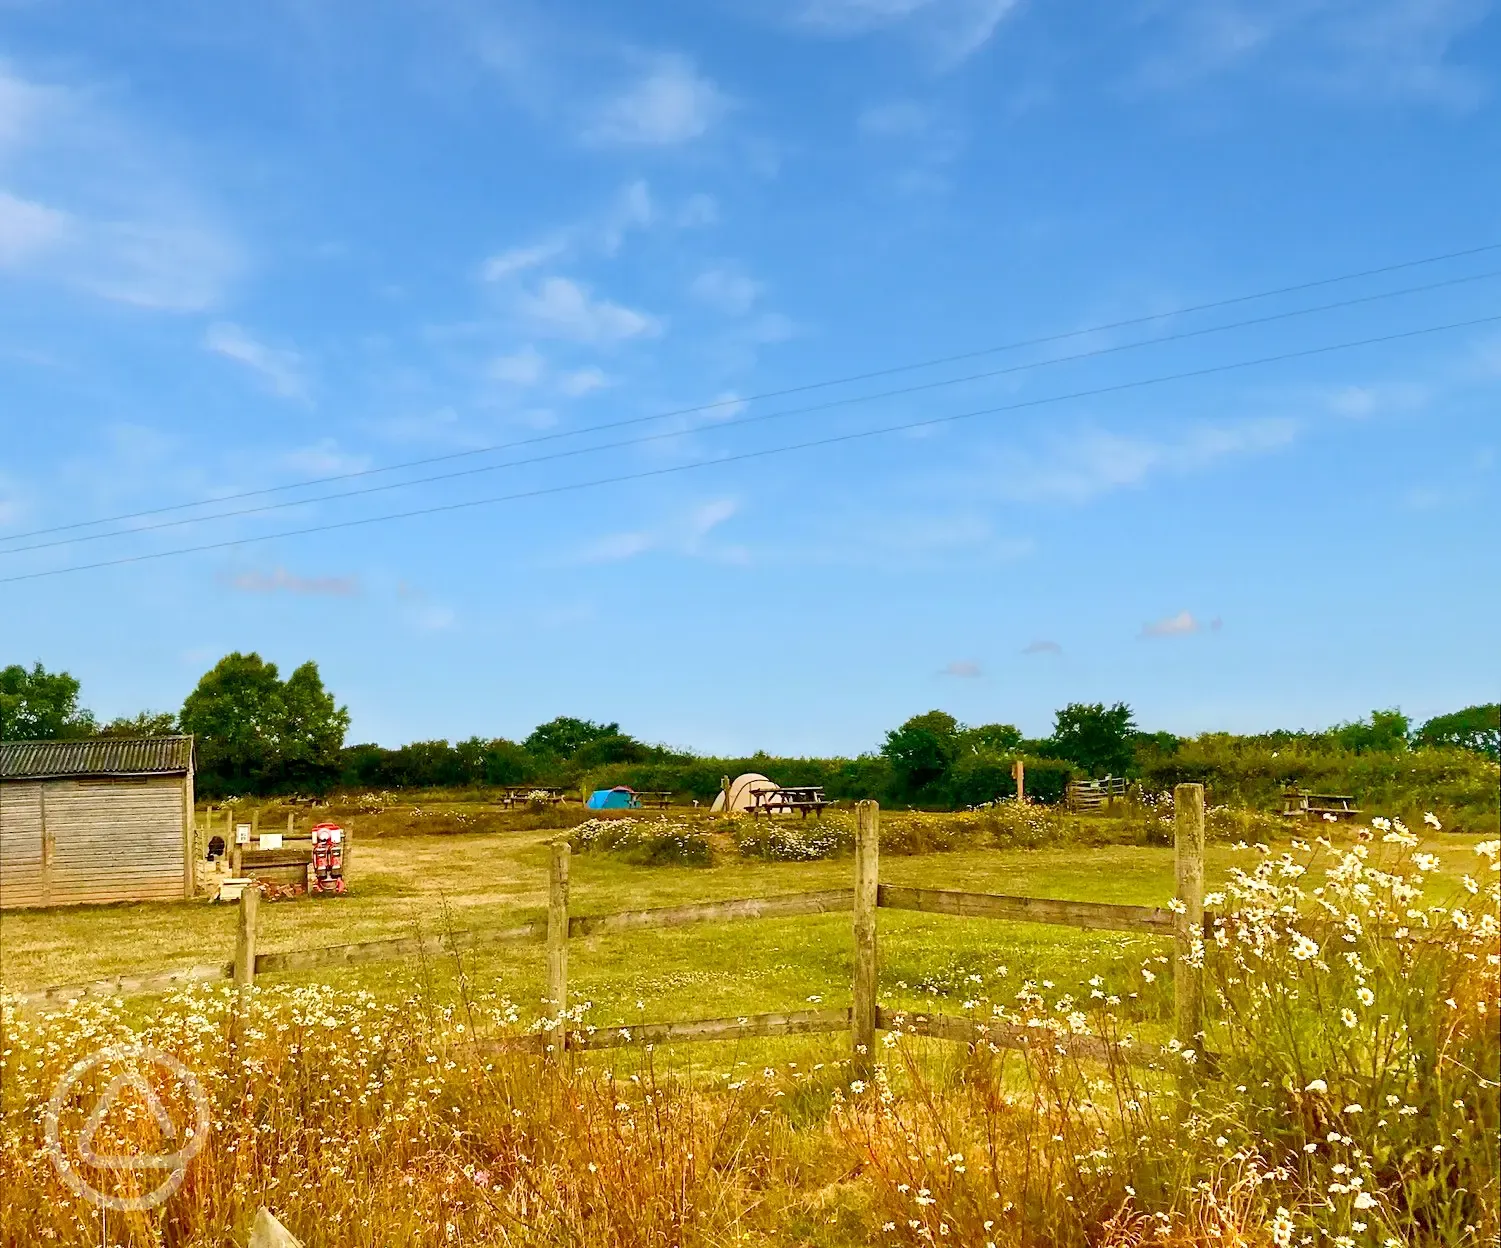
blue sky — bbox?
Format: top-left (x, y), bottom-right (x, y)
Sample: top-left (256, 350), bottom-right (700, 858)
top-left (1, 0), bottom-right (1497, 753)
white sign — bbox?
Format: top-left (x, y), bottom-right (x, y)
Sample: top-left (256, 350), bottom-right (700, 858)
top-left (235, 824), bottom-right (251, 845)
top-left (258, 833), bottom-right (283, 851)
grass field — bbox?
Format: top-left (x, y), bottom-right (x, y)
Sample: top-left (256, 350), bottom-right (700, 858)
top-left (0, 800), bottom-right (1480, 1031)
top-left (3, 802), bottom-right (1495, 1248)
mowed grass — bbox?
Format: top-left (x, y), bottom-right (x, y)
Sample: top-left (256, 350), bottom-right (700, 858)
top-left (1, 811), bottom-right (1482, 1039)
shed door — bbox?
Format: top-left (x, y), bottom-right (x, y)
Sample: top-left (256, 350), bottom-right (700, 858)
top-left (0, 782), bottom-right (47, 909)
top-left (44, 778), bottom-right (185, 906)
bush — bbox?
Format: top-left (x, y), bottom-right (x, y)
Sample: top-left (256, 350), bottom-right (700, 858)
top-left (734, 815), bottom-right (855, 861)
top-left (567, 817), bottom-right (712, 866)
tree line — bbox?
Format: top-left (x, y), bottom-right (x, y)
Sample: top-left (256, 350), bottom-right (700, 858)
top-left (2, 656), bottom-right (1497, 807)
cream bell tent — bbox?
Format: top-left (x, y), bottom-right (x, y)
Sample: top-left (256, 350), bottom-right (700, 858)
top-left (711, 772), bottom-right (779, 813)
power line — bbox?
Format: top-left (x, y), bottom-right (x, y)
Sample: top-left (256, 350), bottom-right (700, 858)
top-left (6, 310), bottom-right (1497, 586)
top-left (6, 265), bottom-right (1498, 558)
top-left (4, 239), bottom-right (1499, 547)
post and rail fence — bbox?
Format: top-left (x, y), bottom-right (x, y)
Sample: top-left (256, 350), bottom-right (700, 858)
top-left (13, 788), bottom-right (1212, 1071)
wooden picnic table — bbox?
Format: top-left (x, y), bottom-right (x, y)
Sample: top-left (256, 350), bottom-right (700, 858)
top-left (748, 786), bottom-right (830, 819)
top-left (634, 791), bottom-right (676, 809)
top-left (1280, 789), bottom-right (1362, 821)
top-left (499, 787), bottom-right (568, 809)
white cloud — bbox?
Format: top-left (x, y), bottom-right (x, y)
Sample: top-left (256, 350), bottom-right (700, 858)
top-left (571, 497), bottom-right (739, 564)
top-left (228, 567), bottom-right (359, 596)
top-left (1141, 611), bottom-right (1224, 639)
top-left (0, 66), bottom-right (243, 311)
top-left (588, 56), bottom-right (727, 145)
top-left (281, 439), bottom-right (370, 477)
top-left (480, 238), bottom-right (567, 282)
top-left (204, 322), bottom-right (308, 400)
top-left (1022, 639), bottom-right (1062, 655)
top-left (793, 0), bottom-right (1020, 63)
top-left (994, 418), bottom-right (1299, 504)
top-left (558, 366), bottom-right (610, 396)
top-left (678, 193), bottom-right (719, 226)
top-left (940, 659), bottom-right (983, 678)
top-left (690, 267), bottom-right (763, 315)
top-left (0, 191), bottom-right (68, 265)
top-left (1132, 0), bottom-right (1490, 107)
top-left (488, 344), bottom-right (547, 385)
top-left (515, 276), bottom-right (661, 343)
top-left (858, 99), bottom-right (936, 137)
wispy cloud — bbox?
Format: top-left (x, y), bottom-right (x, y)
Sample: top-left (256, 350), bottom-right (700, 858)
top-left (488, 344), bottom-right (547, 385)
top-left (281, 439), bottom-right (370, 477)
top-left (480, 238), bottom-right (568, 282)
top-left (515, 276), bottom-right (661, 343)
top-left (990, 418), bottom-right (1298, 505)
top-left (587, 56), bottom-right (727, 145)
top-left (690, 267), bottom-right (763, 315)
top-left (0, 65), bottom-right (243, 311)
top-left (228, 567), bottom-right (359, 596)
top-left (792, 0), bottom-right (1020, 64)
top-left (1141, 611), bottom-right (1223, 638)
top-left (204, 322), bottom-right (308, 400)
top-left (558, 366), bottom-right (610, 396)
top-left (1022, 639), bottom-right (1062, 655)
top-left (1131, 0), bottom-right (1490, 108)
top-left (940, 659), bottom-right (983, 678)
top-left (572, 497), bottom-right (740, 564)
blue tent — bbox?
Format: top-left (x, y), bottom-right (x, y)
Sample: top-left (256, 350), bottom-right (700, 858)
top-left (586, 786), bottom-right (638, 811)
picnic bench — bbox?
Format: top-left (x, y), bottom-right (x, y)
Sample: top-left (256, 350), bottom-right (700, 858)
top-left (1280, 789), bottom-right (1362, 822)
top-left (634, 791), bottom-right (676, 809)
top-left (499, 787), bottom-right (568, 809)
top-left (748, 786), bottom-right (830, 818)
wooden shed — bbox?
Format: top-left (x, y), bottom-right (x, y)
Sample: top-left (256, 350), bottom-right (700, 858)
top-left (0, 735), bottom-right (195, 909)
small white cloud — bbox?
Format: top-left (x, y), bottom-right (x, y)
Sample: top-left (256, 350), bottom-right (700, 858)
top-left (228, 567), bottom-right (359, 596)
top-left (489, 344), bottom-right (547, 385)
top-left (579, 531), bottom-right (656, 563)
top-left (678, 192), bottom-right (719, 226)
top-left (558, 366), bottom-right (610, 397)
top-left (795, 0), bottom-right (1019, 63)
top-left (204, 322), bottom-right (308, 399)
top-left (515, 276), bottom-right (661, 343)
top-left (1022, 639), bottom-right (1062, 656)
top-left (599, 179), bottom-right (655, 253)
top-left (281, 439), bottom-right (370, 477)
top-left (1141, 610), bottom-right (1206, 638)
top-left (690, 267), bottom-right (763, 315)
top-left (858, 99), bottom-right (935, 137)
top-left (480, 238), bottom-right (567, 282)
top-left (413, 604), bottom-right (457, 632)
top-left (0, 190), bottom-right (69, 265)
top-left (588, 56), bottom-right (727, 145)
top-left (940, 659), bottom-right (982, 678)
top-left (688, 497), bottom-right (738, 538)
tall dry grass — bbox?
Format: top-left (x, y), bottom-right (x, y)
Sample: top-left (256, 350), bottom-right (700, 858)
top-left (1, 824), bottom-right (1495, 1247)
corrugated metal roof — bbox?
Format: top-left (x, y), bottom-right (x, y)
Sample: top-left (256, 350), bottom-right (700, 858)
top-left (0, 735), bottom-right (194, 780)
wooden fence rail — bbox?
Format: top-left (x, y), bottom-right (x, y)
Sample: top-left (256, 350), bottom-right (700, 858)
top-left (10, 788), bottom-right (1210, 1076)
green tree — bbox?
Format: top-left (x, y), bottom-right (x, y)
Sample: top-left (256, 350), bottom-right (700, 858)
top-left (958, 722), bottom-right (1023, 755)
top-left (524, 716), bottom-right (621, 759)
top-left (0, 662), bottom-right (96, 739)
top-left (1332, 709), bottom-right (1411, 754)
top-left (1050, 702), bottom-right (1138, 777)
top-left (180, 653), bottom-right (349, 795)
top-left (882, 710), bottom-right (962, 798)
top-left (96, 711), bottom-right (179, 738)
top-left (1415, 704), bottom-right (1500, 760)
top-left (276, 662), bottom-right (350, 790)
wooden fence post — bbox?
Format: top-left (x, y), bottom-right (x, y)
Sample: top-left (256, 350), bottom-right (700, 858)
top-left (234, 886), bottom-right (259, 989)
top-left (1173, 783), bottom-right (1205, 1052)
top-left (1012, 760), bottom-right (1025, 803)
top-left (852, 800), bottom-right (880, 1077)
top-left (547, 840), bottom-right (570, 1056)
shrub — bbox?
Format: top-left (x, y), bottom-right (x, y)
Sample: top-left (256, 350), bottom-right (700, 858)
top-left (567, 816), bottom-right (712, 866)
top-left (734, 815), bottom-right (855, 861)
